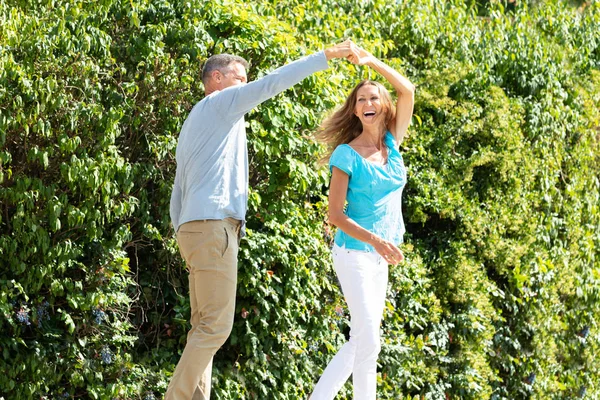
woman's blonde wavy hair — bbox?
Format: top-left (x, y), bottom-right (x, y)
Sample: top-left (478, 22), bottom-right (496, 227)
top-left (315, 80), bottom-right (396, 164)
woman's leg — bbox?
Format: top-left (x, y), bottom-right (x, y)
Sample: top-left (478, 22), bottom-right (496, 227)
top-left (351, 253), bottom-right (388, 400)
top-left (311, 246), bottom-right (388, 400)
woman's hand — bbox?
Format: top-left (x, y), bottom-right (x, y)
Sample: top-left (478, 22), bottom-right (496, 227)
top-left (346, 46), bottom-right (374, 66)
top-left (369, 236), bottom-right (404, 265)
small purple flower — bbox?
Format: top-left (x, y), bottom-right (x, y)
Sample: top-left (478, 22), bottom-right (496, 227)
top-left (100, 346), bottom-right (113, 364)
top-left (16, 308), bottom-right (31, 326)
top-left (36, 301), bottom-right (50, 327)
top-left (143, 393), bottom-right (156, 400)
top-left (92, 309), bottom-right (107, 325)
top-left (577, 326), bottom-right (590, 339)
top-left (524, 372), bottom-right (536, 385)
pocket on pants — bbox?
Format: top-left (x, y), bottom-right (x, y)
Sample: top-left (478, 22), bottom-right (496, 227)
top-left (177, 222), bottom-right (232, 271)
top-left (331, 244), bottom-right (345, 258)
top-left (220, 226), bottom-right (230, 257)
top-left (177, 230), bottom-right (212, 269)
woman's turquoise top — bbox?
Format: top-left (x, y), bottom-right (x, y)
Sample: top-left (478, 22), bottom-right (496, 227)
top-left (329, 131), bottom-right (407, 252)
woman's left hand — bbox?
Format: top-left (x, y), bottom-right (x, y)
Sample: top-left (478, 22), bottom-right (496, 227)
top-left (370, 237), bottom-right (405, 265)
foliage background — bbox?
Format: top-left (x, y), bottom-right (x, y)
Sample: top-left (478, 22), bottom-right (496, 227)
top-left (1, 0), bottom-right (599, 398)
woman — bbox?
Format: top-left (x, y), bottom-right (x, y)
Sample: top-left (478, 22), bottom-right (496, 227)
top-left (311, 46), bottom-right (415, 400)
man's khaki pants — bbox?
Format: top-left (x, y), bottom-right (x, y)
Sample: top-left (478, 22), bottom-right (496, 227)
top-left (165, 218), bottom-right (241, 400)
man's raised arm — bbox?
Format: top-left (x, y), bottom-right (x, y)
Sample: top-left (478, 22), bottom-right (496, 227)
top-left (210, 40), bottom-right (359, 119)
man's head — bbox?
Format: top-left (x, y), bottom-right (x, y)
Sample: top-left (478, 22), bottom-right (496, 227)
top-left (202, 54), bottom-right (249, 95)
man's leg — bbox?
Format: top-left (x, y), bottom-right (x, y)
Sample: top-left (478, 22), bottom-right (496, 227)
top-left (165, 219), bottom-right (240, 400)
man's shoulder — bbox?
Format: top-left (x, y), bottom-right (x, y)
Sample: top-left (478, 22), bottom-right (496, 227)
top-left (196, 89), bottom-right (234, 108)
top-left (190, 93), bottom-right (218, 114)
top-left (192, 87), bottom-right (246, 119)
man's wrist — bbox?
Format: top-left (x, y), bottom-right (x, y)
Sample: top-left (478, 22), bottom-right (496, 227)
top-left (324, 46), bottom-right (335, 61)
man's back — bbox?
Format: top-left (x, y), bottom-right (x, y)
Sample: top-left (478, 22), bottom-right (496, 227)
top-left (171, 91), bottom-right (249, 232)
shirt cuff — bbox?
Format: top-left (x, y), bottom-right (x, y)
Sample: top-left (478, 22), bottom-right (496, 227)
top-left (315, 50), bottom-right (330, 70)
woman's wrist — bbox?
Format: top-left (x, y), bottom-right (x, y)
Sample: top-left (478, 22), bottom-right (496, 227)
top-left (367, 233), bottom-right (383, 246)
top-left (366, 55), bottom-right (382, 69)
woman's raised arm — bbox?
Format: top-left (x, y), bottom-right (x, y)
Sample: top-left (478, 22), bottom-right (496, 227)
top-left (348, 47), bottom-right (415, 143)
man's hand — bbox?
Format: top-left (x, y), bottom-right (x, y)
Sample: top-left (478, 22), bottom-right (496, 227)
top-left (324, 39), bottom-right (360, 61)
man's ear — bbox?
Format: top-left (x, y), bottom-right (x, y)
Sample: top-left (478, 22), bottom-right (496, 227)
top-left (212, 70), bottom-right (222, 83)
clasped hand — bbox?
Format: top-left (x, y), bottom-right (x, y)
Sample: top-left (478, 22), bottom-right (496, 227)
top-left (325, 39), bottom-right (372, 65)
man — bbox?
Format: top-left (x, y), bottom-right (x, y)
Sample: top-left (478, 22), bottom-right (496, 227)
top-left (166, 40), bottom-right (359, 399)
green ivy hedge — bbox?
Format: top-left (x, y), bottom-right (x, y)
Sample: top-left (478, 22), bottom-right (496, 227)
top-left (1, 0), bottom-right (599, 399)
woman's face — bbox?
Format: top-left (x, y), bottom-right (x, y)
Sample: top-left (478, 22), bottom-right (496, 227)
top-left (354, 84), bottom-right (384, 127)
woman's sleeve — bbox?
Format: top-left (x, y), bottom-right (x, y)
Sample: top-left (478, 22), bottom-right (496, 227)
top-left (329, 146), bottom-right (354, 177)
top-left (384, 131), bottom-right (398, 150)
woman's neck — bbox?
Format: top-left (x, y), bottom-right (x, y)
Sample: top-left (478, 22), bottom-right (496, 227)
top-left (358, 125), bottom-right (385, 149)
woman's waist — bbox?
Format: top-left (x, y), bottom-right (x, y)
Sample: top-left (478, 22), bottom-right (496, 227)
top-left (344, 209), bottom-right (403, 227)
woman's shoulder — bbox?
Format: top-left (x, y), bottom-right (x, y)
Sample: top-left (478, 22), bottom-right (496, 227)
top-left (329, 143), bottom-right (357, 174)
top-left (331, 143), bottom-right (354, 158)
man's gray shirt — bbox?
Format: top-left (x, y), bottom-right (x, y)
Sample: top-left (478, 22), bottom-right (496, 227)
top-left (170, 51), bottom-right (329, 232)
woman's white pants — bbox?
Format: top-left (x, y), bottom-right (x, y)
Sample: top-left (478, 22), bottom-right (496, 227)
top-left (311, 244), bottom-right (389, 400)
